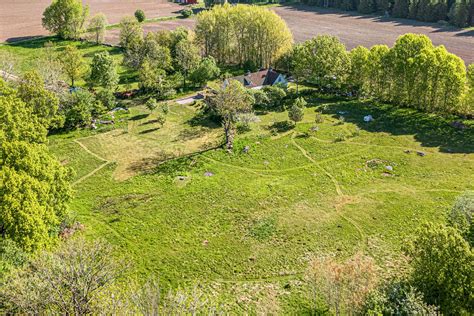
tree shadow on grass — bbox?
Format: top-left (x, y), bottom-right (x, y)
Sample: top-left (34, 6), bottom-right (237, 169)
top-left (187, 111), bottom-right (220, 129)
top-left (139, 127), bottom-right (161, 134)
top-left (266, 120), bottom-right (295, 133)
top-left (129, 113), bottom-right (149, 121)
top-left (323, 100), bottom-right (474, 153)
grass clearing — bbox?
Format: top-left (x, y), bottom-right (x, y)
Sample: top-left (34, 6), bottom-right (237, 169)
top-left (46, 92), bottom-right (474, 311)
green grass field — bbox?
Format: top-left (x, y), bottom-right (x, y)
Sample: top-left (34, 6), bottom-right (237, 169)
top-left (47, 93), bottom-right (474, 312)
top-left (0, 37), bottom-right (136, 88)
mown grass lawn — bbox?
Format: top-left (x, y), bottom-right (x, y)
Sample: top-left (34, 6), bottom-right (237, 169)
top-left (47, 92), bottom-right (474, 312)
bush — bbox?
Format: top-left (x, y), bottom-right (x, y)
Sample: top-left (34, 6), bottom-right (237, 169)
top-left (181, 9), bottom-right (193, 18)
top-left (288, 97), bottom-right (306, 124)
top-left (96, 89), bottom-right (117, 110)
top-left (447, 191), bottom-right (474, 246)
top-left (134, 9), bottom-right (146, 22)
top-left (145, 98), bottom-right (158, 112)
top-left (363, 281), bottom-right (438, 315)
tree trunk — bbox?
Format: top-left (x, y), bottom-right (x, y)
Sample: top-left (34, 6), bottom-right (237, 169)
top-left (223, 120), bottom-right (234, 151)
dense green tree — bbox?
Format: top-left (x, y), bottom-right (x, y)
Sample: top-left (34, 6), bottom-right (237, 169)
top-left (348, 46), bottom-right (370, 93)
top-left (392, 0), bottom-right (410, 17)
top-left (190, 57), bottom-right (221, 87)
top-left (87, 13), bottom-right (108, 44)
top-left (63, 89), bottom-right (101, 127)
top-left (358, 0), bottom-right (376, 13)
top-left (59, 45), bottom-right (85, 87)
top-left (17, 71), bottom-right (63, 129)
top-left (119, 16), bottom-right (143, 49)
top-left (196, 4), bottom-right (293, 67)
top-left (463, 64), bottom-right (474, 115)
top-left (298, 35), bottom-right (351, 89)
top-left (404, 223), bottom-right (473, 314)
top-left (135, 9), bottom-right (146, 23)
top-left (0, 81), bottom-right (72, 251)
top-left (262, 85), bottom-right (287, 109)
top-left (205, 80), bottom-right (254, 150)
top-left (42, 0), bottom-right (89, 40)
top-left (449, 0), bottom-right (470, 26)
top-left (145, 98), bottom-right (158, 112)
top-left (174, 39), bottom-right (201, 89)
top-left (288, 97), bottom-right (306, 124)
top-left (142, 33), bottom-right (173, 71)
top-left (89, 51), bottom-right (119, 89)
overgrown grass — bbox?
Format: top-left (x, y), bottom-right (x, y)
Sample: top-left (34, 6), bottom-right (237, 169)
top-left (47, 93), bottom-right (473, 312)
top-left (0, 37), bottom-right (136, 88)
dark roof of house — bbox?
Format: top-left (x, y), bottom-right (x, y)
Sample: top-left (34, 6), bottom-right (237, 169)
top-left (231, 69), bottom-right (283, 88)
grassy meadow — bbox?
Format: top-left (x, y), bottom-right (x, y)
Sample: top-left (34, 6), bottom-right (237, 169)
top-left (47, 92), bottom-right (473, 311)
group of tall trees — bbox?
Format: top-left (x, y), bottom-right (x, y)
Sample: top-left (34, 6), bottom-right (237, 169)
top-left (291, 33), bottom-right (473, 116)
top-left (0, 77), bottom-right (72, 253)
top-left (301, 0), bottom-right (473, 27)
top-left (195, 4), bottom-right (293, 68)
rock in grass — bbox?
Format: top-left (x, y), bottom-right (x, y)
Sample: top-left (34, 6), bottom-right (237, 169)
top-left (385, 165), bottom-right (393, 171)
top-left (204, 171), bottom-right (214, 177)
top-left (243, 145), bottom-right (250, 153)
top-left (417, 151), bottom-right (426, 157)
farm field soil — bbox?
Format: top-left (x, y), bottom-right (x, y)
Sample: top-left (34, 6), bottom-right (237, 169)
top-left (0, 0), bottom-right (184, 42)
top-left (48, 95), bottom-right (474, 312)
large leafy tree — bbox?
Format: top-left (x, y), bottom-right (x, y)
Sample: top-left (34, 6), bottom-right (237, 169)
top-left (195, 4), bottom-right (293, 67)
top-left (190, 56), bottom-right (221, 87)
top-left (0, 79), bottom-right (72, 251)
top-left (298, 35), bottom-right (351, 90)
top-left (59, 45), bottom-right (85, 87)
top-left (447, 191), bottom-right (474, 246)
top-left (42, 0), bottom-right (89, 40)
top-left (175, 39), bottom-right (201, 89)
top-left (17, 71), bottom-right (63, 129)
top-left (119, 16), bottom-right (143, 49)
top-left (87, 13), bottom-right (108, 44)
top-left (404, 223), bottom-right (473, 314)
top-left (205, 80), bottom-right (254, 151)
top-left (89, 51), bottom-right (119, 89)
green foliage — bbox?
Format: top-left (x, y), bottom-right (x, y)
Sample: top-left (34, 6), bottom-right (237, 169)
top-left (0, 82), bottom-right (72, 251)
top-left (288, 97), bottom-right (306, 124)
top-left (145, 98), bottom-right (158, 112)
top-left (449, 0), bottom-right (470, 27)
top-left (96, 89), bottom-right (117, 110)
top-left (63, 89), bottom-right (101, 127)
top-left (392, 0), bottom-right (410, 17)
top-left (205, 80), bottom-right (254, 150)
top-left (195, 4), bottom-right (293, 67)
top-left (181, 8), bottom-right (193, 18)
top-left (119, 16), bottom-right (143, 49)
top-left (447, 191), bottom-right (474, 246)
top-left (17, 71), bottom-right (63, 129)
top-left (175, 39), bottom-right (201, 88)
top-left (294, 35), bottom-right (350, 90)
top-left (0, 238), bottom-right (122, 314)
top-left (363, 281), bottom-right (438, 315)
top-left (135, 9), bottom-right (146, 23)
top-left (89, 51), bottom-right (119, 89)
top-left (42, 0), bottom-right (89, 39)
top-left (87, 13), bottom-right (108, 44)
top-left (190, 57), bottom-right (221, 87)
top-left (358, 0), bottom-right (376, 13)
top-left (262, 85), bottom-right (287, 109)
top-left (59, 45), bottom-right (86, 87)
top-left (404, 223), bottom-right (473, 314)
top-left (348, 46), bottom-right (370, 93)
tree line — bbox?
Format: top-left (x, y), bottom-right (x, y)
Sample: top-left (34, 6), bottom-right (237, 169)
top-left (290, 33), bottom-right (473, 116)
top-left (299, 0), bottom-right (474, 27)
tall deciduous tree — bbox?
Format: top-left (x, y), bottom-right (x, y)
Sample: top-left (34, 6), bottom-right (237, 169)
top-left (119, 16), bottom-right (143, 49)
top-left (42, 0), bottom-right (89, 40)
top-left (195, 4), bottom-right (293, 67)
top-left (89, 51), bottom-right (119, 89)
top-left (0, 80), bottom-right (72, 251)
top-left (88, 13), bottom-right (108, 44)
top-left (205, 80), bottom-right (254, 150)
top-left (175, 39), bottom-right (201, 89)
top-left (190, 56), bottom-right (221, 87)
top-left (59, 45), bottom-right (85, 87)
top-left (404, 223), bottom-right (473, 314)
